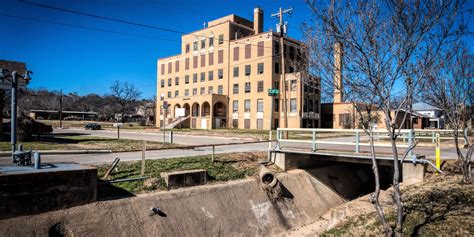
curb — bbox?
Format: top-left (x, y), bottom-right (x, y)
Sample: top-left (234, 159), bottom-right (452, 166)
top-left (0, 150), bottom-right (113, 157)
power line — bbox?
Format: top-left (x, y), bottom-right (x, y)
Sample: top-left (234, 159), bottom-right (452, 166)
top-left (18, 0), bottom-right (184, 34)
top-left (18, 0), bottom-right (279, 50)
top-left (0, 12), bottom-right (180, 42)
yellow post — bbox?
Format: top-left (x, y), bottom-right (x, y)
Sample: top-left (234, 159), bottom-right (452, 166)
top-left (435, 133), bottom-right (441, 173)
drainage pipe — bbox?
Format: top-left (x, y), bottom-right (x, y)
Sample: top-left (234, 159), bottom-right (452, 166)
top-left (259, 166), bottom-right (278, 188)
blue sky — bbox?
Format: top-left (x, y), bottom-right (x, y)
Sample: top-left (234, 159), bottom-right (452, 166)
top-left (0, 0), bottom-right (310, 98)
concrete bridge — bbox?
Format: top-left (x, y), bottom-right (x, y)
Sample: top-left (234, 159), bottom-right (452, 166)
top-left (267, 128), bottom-right (463, 185)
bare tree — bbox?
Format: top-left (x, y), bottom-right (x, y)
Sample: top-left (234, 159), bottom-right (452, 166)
top-left (424, 43), bottom-right (473, 183)
top-left (110, 80), bottom-right (142, 122)
top-left (303, 0), bottom-right (464, 234)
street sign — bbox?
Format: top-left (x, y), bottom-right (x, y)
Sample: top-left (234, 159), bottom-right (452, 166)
top-left (175, 108), bottom-right (185, 117)
top-left (267, 88), bottom-right (279, 96)
top-left (113, 123), bottom-right (124, 128)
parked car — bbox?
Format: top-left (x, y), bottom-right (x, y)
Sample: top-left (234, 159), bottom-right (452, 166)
top-left (84, 123), bottom-right (101, 130)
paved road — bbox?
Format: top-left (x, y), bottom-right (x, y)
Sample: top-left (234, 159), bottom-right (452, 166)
top-left (53, 128), bottom-right (254, 145)
top-left (0, 128), bottom-right (465, 165)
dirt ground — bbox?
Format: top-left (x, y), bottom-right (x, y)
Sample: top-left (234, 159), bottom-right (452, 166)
top-left (283, 160), bottom-right (474, 236)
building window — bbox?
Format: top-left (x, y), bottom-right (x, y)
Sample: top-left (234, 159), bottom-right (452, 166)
top-left (274, 41), bottom-right (280, 55)
top-left (233, 83), bottom-right (239, 94)
top-left (175, 90), bottom-right (179, 97)
top-left (208, 86), bottom-right (213, 94)
top-left (257, 81), bottom-right (264, 92)
top-left (274, 62), bottom-right (280, 74)
top-left (245, 65), bottom-right (251, 76)
top-left (232, 119), bottom-right (239, 128)
top-left (245, 82), bottom-right (251, 93)
top-left (193, 88), bottom-right (197, 95)
top-left (161, 64), bottom-right (165, 75)
top-left (200, 87), bottom-right (205, 95)
top-left (257, 63), bottom-right (264, 74)
top-left (257, 99), bottom-right (264, 112)
top-left (167, 78), bottom-right (172, 86)
top-left (274, 99), bottom-right (279, 112)
top-left (175, 61), bottom-right (180, 72)
top-left (290, 99), bottom-right (297, 112)
top-left (200, 72), bottom-right (205, 82)
top-left (257, 41), bottom-right (264, 56)
top-left (288, 65), bottom-right (295, 73)
top-left (161, 79), bottom-right (165, 88)
top-left (185, 44), bottom-right (190, 53)
top-left (218, 50), bottom-right (224, 64)
top-left (289, 46), bottom-right (295, 60)
top-left (308, 99), bottom-right (313, 111)
top-left (245, 44), bottom-right (251, 59)
top-left (218, 69), bottom-right (223, 79)
top-left (208, 71), bottom-right (213, 81)
top-left (209, 36), bottom-right (214, 47)
top-left (290, 80), bottom-right (297, 91)
top-left (218, 34), bottom-right (224, 44)
top-left (168, 62), bottom-right (172, 74)
top-left (244, 100), bottom-right (251, 112)
top-left (193, 56), bottom-right (198, 68)
top-left (314, 100), bottom-right (319, 113)
top-left (339, 113), bottom-right (352, 128)
top-left (200, 54), bottom-right (206, 67)
top-left (244, 119), bottom-right (250, 129)
top-left (233, 47), bottom-right (239, 61)
top-left (175, 77), bottom-right (179, 86)
top-left (233, 100), bottom-right (238, 112)
top-left (168, 91), bottom-right (172, 98)
top-left (185, 58), bottom-right (190, 70)
top-left (274, 81), bottom-right (279, 90)
top-left (193, 41), bottom-right (198, 51)
top-left (233, 66), bottom-right (239, 78)
top-left (185, 75), bottom-right (189, 84)
top-left (201, 38), bottom-right (206, 49)
top-left (209, 52), bottom-right (214, 65)
top-left (185, 89), bottom-right (189, 96)
top-left (218, 85), bottom-right (223, 95)
top-left (193, 73), bottom-right (198, 83)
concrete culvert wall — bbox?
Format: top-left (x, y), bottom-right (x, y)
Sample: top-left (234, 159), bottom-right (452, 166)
top-left (0, 170), bottom-right (346, 236)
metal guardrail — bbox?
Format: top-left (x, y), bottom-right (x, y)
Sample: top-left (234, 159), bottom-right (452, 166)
top-left (270, 128), bottom-right (468, 156)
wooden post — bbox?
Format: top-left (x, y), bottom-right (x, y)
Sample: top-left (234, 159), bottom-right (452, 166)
top-left (211, 145), bottom-right (215, 162)
top-left (141, 140), bottom-right (146, 176)
top-left (103, 157), bottom-right (120, 179)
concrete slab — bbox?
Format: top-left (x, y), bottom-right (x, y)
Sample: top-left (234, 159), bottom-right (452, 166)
top-left (0, 163), bottom-right (97, 219)
top-left (161, 169), bottom-right (207, 189)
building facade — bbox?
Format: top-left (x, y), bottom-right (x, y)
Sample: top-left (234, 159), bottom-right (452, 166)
top-left (156, 8), bottom-right (320, 130)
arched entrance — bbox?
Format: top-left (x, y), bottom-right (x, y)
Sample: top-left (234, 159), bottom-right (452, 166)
top-left (191, 102), bottom-right (200, 128)
top-left (173, 104), bottom-right (181, 118)
top-left (201, 102), bottom-right (211, 129)
top-left (213, 101), bottom-right (227, 128)
top-left (183, 103), bottom-right (191, 117)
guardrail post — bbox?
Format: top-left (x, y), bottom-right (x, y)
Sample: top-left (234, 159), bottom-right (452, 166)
top-left (311, 130), bottom-right (316, 152)
top-left (432, 131), bottom-right (435, 143)
top-left (408, 131), bottom-right (413, 157)
top-left (355, 131), bottom-right (360, 153)
top-left (463, 129), bottom-right (468, 146)
top-left (267, 130), bottom-right (272, 161)
top-left (168, 130), bottom-right (173, 144)
top-left (274, 130), bottom-right (281, 151)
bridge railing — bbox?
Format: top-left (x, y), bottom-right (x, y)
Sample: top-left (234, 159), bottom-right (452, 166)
top-left (271, 128), bottom-right (467, 155)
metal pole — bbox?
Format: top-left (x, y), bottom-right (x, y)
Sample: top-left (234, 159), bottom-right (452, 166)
top-left (355, 131), bottom-right (360, 153)
top-left (141, 140), bottom-right (146, 176)
top-left (312, 130), bottom-right (316, 152)
top-left (211, 145), bottom-right (215, 162)
top-left (163, 108), bottom-right (167, 144)
top-left (267, 130), bottom-right (272, 161)
top-left (11, 71), bottom-right (17, 163)
top-left (408, 131), bottom-right (413, 157)
top-left (59, 89), bottom-right (63, 128)
top-left (117, 126), bottom-right (120, 140)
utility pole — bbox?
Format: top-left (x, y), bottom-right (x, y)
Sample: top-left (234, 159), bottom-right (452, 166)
top-left (59, 89), bottom-right (63, 129)
top-left (11, 71), bottom-right (17, 162)
top-left (272, 7), bottom-right (293, 138)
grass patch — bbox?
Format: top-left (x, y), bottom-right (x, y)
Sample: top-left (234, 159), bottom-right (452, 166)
top-left (321, 174), bottom-right (474, 236)
top-left (0, 135), bottom-right (176, 152)
top-left (96, 152), bottom-right (264, 194)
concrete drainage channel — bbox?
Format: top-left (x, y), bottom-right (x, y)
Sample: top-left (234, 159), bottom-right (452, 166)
top-left (1, 162), bottom-right (395, 236)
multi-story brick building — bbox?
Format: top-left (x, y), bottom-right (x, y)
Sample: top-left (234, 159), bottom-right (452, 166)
top-left (156, 7), bottom-right (320, 129)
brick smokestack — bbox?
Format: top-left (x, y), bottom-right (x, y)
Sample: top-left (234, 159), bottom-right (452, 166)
top-left (253, 7), bottom-right (263, 34)
top-left (333, 42), bottom-right (343, 103)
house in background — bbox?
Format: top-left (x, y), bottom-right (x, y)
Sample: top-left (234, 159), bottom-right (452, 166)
top-left (412, 102), bottom-right (445, 129)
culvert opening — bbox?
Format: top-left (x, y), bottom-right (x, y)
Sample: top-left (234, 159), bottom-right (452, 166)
top-left (304, 160), bottom-right (395, 200)
top-left (48, 222), bottom-right (68, 237)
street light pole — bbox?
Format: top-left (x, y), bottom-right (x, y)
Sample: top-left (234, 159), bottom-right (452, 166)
top-left (11, 71), bottom-right (17, 162)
